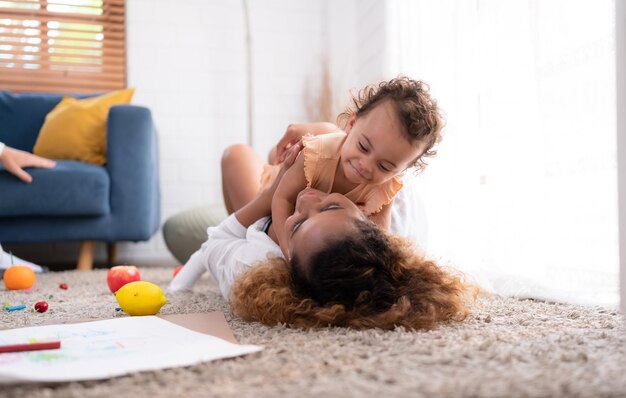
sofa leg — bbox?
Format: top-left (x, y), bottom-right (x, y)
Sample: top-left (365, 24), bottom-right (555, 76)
top-left (107, 242), bottom-right (117, 267)
top-left (77, 240), bottom-right (94, 271)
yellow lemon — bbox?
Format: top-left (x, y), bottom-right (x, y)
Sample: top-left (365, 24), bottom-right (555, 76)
top-left (115, 281), bottom-right (167, 316)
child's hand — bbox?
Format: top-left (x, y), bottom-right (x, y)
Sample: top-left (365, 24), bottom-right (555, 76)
top-left (273, 124), bottom-right (308, 165)
top-left (281, 139), bottom-right (304, 169)
top-left (262, 140), bottom-right (303, 198)
top-left (272, 122), bottom-right (339, 165)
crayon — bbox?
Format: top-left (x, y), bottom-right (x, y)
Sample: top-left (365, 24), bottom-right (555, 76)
top-left (0, 341), bottom-right (61, 353)
top-left (4, 305), bottom-right (26, 312)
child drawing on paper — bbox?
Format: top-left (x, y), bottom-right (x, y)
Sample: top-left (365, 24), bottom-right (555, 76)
top-left (256, 76), bottom-right (443, 258)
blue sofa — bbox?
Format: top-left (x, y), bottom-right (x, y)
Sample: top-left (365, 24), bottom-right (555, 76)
top-left (0, 91), bottom-right (160, 270)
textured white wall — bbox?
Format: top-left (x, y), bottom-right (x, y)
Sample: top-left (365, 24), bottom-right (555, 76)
top-left (354, 0), bottom-right (389, 83)
top-left (327, 0), bottom-right (399, 117)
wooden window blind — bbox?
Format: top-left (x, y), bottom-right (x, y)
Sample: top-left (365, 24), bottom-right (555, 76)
top-left (0, 0), bottom-right (125, 93)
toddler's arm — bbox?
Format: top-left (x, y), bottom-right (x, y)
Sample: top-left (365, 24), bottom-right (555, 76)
top-left (271, 154), bottom-right (308, 258)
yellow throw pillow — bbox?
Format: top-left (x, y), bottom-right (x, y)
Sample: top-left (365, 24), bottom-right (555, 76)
top-left (34, 88), bottom-right (135, 165)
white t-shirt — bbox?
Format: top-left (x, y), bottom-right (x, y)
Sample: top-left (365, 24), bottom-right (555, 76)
top-left (390, 174), bottom-right (427, 248)
top-left (168, 214), bottom-right (281, 299)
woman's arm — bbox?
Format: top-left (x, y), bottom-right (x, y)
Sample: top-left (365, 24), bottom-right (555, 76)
top-left (235, 141), bottom-right (304, 228)
top-left (233, 185), bottom-right (273, 229)
top-left (271, 154), bottom-right (308, 258)
top-left (169, 142), bottom-right (302, 293)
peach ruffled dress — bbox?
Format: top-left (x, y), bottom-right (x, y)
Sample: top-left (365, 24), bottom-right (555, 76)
top-left (261, 132), bottom-right (402, 215)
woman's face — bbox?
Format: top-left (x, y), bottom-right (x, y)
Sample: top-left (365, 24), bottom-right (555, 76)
top-left (284, 189), bottom-right (366, 271)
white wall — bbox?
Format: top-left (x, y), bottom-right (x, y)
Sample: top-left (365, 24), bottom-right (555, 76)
top-left (327, 0), bottom-right (391, 113)
top-left (117, 0), bottom-right (331, 263)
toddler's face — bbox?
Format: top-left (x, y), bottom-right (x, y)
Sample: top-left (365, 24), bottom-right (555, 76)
top-left (341, 100), bottom-right (425, 185)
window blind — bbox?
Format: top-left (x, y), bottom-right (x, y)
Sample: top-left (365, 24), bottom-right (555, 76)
top-left (0, 0), bottom-right (125, 93)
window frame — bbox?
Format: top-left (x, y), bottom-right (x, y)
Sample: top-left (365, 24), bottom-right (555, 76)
top-left (0, 0), bottom-right (126, 93)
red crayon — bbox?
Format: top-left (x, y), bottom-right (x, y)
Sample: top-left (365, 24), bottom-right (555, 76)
top-left (0, 341), bottom-right (61, 354)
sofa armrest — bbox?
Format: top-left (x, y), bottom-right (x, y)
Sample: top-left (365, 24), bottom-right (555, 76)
top-left (106, 104), bottom-right (160, 240)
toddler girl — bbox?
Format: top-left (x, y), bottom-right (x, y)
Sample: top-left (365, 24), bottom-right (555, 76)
top-left (268, 76), bottom-right (444, 258)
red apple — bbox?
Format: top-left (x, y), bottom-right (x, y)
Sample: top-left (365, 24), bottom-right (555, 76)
top-left (172, 265), bottom-right (184, 278)
top-left (107, 265), bottom-right (141, 293)
top-left (34, 301), bottom-right (48, 313)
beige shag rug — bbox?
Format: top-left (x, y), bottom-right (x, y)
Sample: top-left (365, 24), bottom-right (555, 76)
top-left (0, 267), bottom-right (625, 398)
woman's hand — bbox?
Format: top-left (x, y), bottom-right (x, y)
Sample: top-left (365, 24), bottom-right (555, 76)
top-left (0, 146), bottom-right (56, 183)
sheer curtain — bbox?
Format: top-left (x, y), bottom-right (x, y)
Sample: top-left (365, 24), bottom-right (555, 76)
top-left (389, 0), bottom-right (618, 306)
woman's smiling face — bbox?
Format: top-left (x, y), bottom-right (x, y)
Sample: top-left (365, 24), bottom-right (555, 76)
top-left (284, 189), bottom-right (366, 276)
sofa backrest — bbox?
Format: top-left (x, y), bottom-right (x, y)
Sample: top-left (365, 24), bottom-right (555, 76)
top-left (0, 91), bottom-right (95, 152)
top-left (0, 91), bottom-right (64, 152)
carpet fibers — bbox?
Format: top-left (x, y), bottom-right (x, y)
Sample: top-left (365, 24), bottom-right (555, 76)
top-left (1, 268), bottom-right (625, 398)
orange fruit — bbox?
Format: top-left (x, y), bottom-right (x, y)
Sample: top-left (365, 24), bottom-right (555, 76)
top-left (3, 265), bottom-right (36, 290)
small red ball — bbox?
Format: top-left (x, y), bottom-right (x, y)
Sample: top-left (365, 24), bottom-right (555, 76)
top-left (34, 301), bottom-right (48, 313)
top-left (59, 283), bottom-right (68, 290)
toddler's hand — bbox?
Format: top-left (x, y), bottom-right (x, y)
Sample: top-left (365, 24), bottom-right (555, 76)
top-left (274, 124), bottom-right (309, 164)
top-left (263, 140), bottom-right (303, 198)
top-left (275, 140), bottom-right (303, 182)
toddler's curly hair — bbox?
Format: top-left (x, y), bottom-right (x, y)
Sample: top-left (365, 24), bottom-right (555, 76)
top-left (338, 76), bottom-right (444, 173)
top-left (230, 219), bottom-right (474, 330)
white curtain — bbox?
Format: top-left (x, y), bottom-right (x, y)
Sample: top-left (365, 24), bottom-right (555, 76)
top-left (389, 0), bottom-right (618, 306)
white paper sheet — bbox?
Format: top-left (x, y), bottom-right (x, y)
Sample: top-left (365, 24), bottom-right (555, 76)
top-left (0, 316), bottom-right (262, 383)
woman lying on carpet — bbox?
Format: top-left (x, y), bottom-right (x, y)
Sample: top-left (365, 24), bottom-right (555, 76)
top-left (169, 141), bottom-right (475, 330)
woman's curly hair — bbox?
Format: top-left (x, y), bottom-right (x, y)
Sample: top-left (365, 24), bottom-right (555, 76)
top-left (229, 219), bottom-right (475, 330)
top-left (337, 76), bottom-right (444, 173)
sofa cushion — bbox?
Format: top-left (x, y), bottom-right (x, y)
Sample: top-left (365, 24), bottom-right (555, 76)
top-left (0, 91), bottom-right (64, 152)
top-left (34, 88), bottom-right (135, 165)
top-left (0, 160), bottom-right (110, 217)
top-left (0, 91), bottom-right (96, 153)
